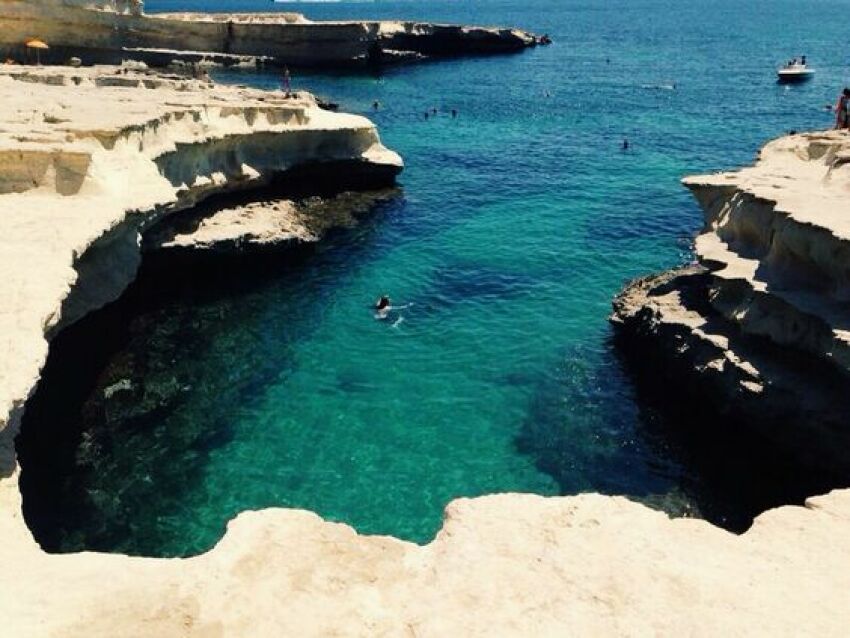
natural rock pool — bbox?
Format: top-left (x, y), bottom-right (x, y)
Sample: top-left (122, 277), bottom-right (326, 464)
top-left (16, 0), bottom-right (847, 557)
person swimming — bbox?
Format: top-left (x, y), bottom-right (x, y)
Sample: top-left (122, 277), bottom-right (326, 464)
top-left (640, 83), bottom-right (676, 91)
top-left (375, 295), bottom-right (391, 319)
top-left (374, 295), bottom-right (412, 322)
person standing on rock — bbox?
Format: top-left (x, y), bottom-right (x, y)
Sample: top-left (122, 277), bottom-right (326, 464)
top-left (835, 88), bottom-right (850, 129)
top-left (282, 67), bottom-right (292, 98)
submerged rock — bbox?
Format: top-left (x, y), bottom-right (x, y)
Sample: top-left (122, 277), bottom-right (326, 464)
top-left (102, 378), bottom-right (132, 400)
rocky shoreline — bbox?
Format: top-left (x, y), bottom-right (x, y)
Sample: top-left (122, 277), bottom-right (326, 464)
top-left (0, 0), bottom-right (543, 68)
top-left (0, 63), bottom-right (401, 480)
top-left (1, 39), bottom-right (850, 638)
top-left (612, 131), bottom-right (850, 478)
top-left (144, 188), bottom-right (400, 255)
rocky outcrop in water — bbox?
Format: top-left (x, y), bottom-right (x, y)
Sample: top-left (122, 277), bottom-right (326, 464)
top-left (144, 189), bottom-right (400, 253)
top-left (376, 21), bottom-right (538, 58)
top-left (612, 131), bottom-right (850, 476)
top-left (0, 0), bottom-right (541, 68)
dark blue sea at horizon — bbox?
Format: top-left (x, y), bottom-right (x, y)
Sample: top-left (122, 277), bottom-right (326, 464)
top-left (19, 0), bottom-right (850, 556)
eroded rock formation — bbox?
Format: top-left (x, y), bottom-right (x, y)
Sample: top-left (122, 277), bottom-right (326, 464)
top-left (0, 64), bottom-right (401, 487)
top-left (144, 188), bottom-right (400, 253)
top-left (0, 0), bottom-right (541, 67)
top-left (1, 66), bottom-right (849, 636)
top-left (3, 489), bottom-right (850, 636)
top-left (612, 131), bottom-right (850, 476)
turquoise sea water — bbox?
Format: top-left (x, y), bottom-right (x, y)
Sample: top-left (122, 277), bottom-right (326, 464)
top-left (17, 0), bottom-right (850, 557)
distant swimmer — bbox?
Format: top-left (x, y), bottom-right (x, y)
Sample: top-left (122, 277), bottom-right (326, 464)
top-left (451, 108), bottom-right (458, 117)
top-left (373, 100), bottom-right (380, 110)
top-left (432, 107), bottom-right (438, 114)
top-left (424, 111), bottom-right (430, 120)
top-left (622, 138), bottom-right (630, 151)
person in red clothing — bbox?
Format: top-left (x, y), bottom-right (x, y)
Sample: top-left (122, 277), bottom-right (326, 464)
top-left (835, 88), bottom-right (850, 129)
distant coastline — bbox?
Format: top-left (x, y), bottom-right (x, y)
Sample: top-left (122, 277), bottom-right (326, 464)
top-left (0, 0), bottom-right (541, 69)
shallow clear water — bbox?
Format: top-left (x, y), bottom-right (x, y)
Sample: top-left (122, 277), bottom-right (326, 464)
top-left (18, 0), bottom-right (850, 557)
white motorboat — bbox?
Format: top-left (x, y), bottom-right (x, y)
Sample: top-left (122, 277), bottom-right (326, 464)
top-left (777, 59), bottom-right (815, 83)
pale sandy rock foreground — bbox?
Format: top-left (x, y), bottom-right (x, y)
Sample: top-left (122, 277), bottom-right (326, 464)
top-left (1, 66), bottom-right (849, 636)
top-left (2, 490), bottom-right (850, 636)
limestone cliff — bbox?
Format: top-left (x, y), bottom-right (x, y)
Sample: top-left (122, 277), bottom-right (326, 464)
top-left (2, 68), bottom-right (849, 637)
top-left (0, 65), bottom-right (401, 490)
top-left (612, 131), bottom-right (850, 476)
top-left (0, 62), bottom-right (850, 638)
top-left (0, 0), bottom-right (541, 67)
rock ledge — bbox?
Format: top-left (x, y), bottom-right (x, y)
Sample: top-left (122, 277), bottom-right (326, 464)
top-left (612, 131), bottom-right (850, 475)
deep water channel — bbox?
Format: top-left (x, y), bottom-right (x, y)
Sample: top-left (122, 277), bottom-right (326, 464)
top-left (16, 0), bottom-right (850, 557)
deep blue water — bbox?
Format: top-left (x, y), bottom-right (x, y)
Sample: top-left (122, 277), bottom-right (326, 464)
top-left (19, 0), bottom-right (850, 556)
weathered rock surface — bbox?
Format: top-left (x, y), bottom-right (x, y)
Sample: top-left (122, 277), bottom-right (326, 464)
top-left (145, 189), bottom-right (399, 252)
top-left (376, 20), bottom-right (538, 57)
top-left (152, 199), bottom-right (312, 251)
top-left (612, 131), bottom-right (850, 475)
top-left (0, 0), bottom-right (541, 68)
top-left (3, 489), bottom-right (850, 636)
top-left (1, 63), bottom-right (849, 638)
top-left (0, 63), bottom-right (400, 484)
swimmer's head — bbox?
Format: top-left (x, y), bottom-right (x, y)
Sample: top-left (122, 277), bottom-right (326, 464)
top-left (376, 295), bottom-right (390, 310)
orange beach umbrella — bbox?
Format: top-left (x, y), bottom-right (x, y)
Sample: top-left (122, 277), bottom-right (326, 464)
top-left (24, 38), bottom-right (49, 65)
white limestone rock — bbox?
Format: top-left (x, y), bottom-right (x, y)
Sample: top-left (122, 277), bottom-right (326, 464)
top-left (612, 131), bottom-right (850, 474)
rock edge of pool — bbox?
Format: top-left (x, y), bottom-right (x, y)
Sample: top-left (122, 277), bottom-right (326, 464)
top-left (1, 60), bottom-right (850, 635)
